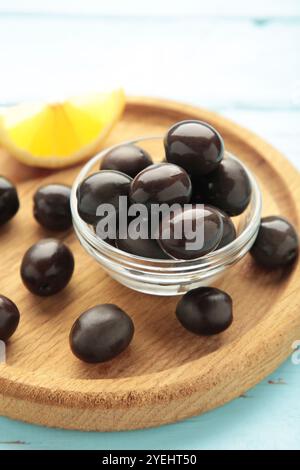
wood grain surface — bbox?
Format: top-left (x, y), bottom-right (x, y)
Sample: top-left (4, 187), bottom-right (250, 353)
top-left (0, 97), bottom-right (299, 431)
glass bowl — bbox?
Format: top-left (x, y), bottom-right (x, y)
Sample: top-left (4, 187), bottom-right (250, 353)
top-left (70, 137), bottom-right (262, 296)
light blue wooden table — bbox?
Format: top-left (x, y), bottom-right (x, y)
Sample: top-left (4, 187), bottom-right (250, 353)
top-left (0, 0), bottom-right (299, 450)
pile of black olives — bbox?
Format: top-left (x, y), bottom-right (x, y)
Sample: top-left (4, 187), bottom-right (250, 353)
top-left (76, 120), bottom-right (253, 260)
top-left (0, 119), bottom-right (299, 365)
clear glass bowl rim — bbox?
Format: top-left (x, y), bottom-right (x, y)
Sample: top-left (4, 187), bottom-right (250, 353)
top-left (70, 136), bottom-right (262, 273)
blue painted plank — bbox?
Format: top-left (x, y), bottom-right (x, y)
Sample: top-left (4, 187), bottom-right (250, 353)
top-left (0, 0), bottom-right (299, 18)
top-left (0, 16), bottom-right (299, 108)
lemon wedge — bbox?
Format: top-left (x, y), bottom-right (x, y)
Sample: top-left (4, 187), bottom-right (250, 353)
top-left (0, 89), bottom-right (125, 168)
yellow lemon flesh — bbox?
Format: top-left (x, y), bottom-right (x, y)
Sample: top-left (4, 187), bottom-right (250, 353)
top-left (0, 89), bottom-right (125, 168)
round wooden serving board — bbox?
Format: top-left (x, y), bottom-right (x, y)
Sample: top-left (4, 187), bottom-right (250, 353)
top-left (0, 97), bottom-right (299, 431)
